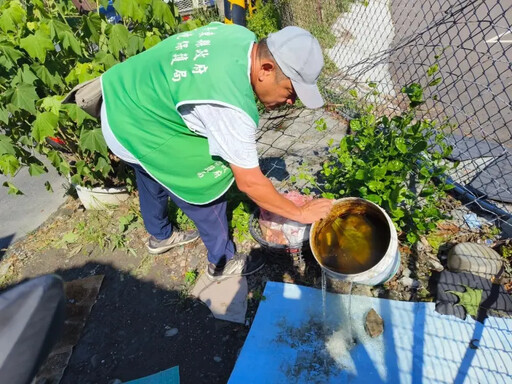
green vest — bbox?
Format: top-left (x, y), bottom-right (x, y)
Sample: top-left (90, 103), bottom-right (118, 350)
top-left (102, 22), bottom-right (258, 204)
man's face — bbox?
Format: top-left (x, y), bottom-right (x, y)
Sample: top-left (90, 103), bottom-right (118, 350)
top-left (253, 66), bottom-right (297, 110)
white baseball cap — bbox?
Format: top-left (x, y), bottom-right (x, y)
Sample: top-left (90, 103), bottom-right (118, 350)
top-left (267, 26), bottom-right (325, 109)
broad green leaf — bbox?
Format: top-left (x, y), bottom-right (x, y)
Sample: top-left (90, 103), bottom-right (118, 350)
top-left (79, 128), bottom-right (108, 157)
top-left (65, 62), bottom-right (102, 85)
top-left (94, 51), bottom-right (117, 70)
top-left (355, 169), bottom-right (365, 180)
top-left (144, 34), bottom-right (161, 50)
top-left (95, 156), bottom-right (112, 177)
top-left (32, 63), bottom-right (61, 90)
top-left (40, 96), bottom-right (62, 115)
top-left (109, 24), bottom-right (130, 59)
top-left (368, 180), bottom-right (384, 192)
top-left (12, 65), bottom-right (38, 86)
top-left (395, 137), bottom-right (407, 153)
top-left (62, 103), bottom-right (95, 125)
top-left (0, 41), bottom-right (23, 69)
top-left (58, 160), bottom-right (70, 176)
top-left (32, 111), bottom-right (58, 143)
top-left (387, 160), bottom-right (403, 172)
top-left (48, 19), bottom-right (70, 40)
top-left (406, 232), bottom-right (418, 244)
top-left (411, 140), bottom-right (428, 153)
top-left (0, 135), bottom-right (15, 155)
top-left (47, 150), bottom-right (62, 167)
top-left (20, 30), bottom-right (55, 63)
top-left (372, 165), bottom-right (387, 180)
top-left (2, 181), bottom-right (23, 195)
top-left (366, 194), bottom-right (382, 204)
top-left (0, 154), bottom-right (20, 176)
top-left (75, 160), bottom-right (90, 176)
top-left (6, 83), bottom-right (38, 115)
top-left (60, 30), bottom-right (82, 56)
top-left (419, 166), bottom-right (431, 178)
top-left (0, 1), bottom-right (26, 33)
top-left (151, 0), bottom-right (176, 27)
top-left (0, 107), bottom-right (9, 125)
top-left (126, 34), bottom-right (144, 57)
top-left (447, 285), bottom-right (482, 317)
top-left (29, 163), bottom-right (47, 176)
top-left (390, 207), bottom-right (405, 219)
top-left (84, 13), bottom-right (102, 43)
top-left (114, 0), bottom-right (145, 22)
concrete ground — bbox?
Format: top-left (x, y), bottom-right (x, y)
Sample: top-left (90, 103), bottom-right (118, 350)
top-left (0, 157), bottom-right (68, 252)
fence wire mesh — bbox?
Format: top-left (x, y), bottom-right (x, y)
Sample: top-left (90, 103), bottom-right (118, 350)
top-left (261, 0), bottom-right (512, 232)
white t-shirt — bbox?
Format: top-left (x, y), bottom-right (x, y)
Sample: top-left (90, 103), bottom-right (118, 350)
top-left (101, 101), bottom-right (259, 169)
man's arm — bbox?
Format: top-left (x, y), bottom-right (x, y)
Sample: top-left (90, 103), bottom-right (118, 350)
top-left (231, 164), bottom-right (333, 224)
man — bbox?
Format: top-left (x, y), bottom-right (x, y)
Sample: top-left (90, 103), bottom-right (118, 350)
top-left (100, 22), bottom-right (333, 280)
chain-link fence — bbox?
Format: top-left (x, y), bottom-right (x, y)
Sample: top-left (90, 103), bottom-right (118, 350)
top-left (261, 0), bottom-right (511, 231)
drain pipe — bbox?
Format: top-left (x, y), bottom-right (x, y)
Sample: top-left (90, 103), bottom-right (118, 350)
top-left (417, 159), bottom-right (512, 222)
top-left (443, 175), bottom-right (512, 221)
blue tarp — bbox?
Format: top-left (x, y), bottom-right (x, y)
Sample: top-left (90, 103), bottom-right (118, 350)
top-left (229, 282), bottom-right (512, 384)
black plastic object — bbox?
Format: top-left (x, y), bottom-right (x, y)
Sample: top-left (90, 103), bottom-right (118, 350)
top-left (0, 274), bottom-right (66, 384)
top-left (432, 270), bottom-right (512, 322)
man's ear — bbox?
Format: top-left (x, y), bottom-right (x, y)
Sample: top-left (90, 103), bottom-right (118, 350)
top-left (258, 61), bottom-right (276, 81)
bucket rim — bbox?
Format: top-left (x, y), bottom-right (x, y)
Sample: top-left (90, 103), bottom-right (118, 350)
top-left (309, 197), bottom-right (399, 279)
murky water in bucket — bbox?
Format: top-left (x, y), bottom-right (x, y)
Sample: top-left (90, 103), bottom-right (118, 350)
top-left (315, 213), bottom-right (389, 275)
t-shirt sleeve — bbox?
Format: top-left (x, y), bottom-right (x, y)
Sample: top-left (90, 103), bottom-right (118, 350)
top-left (180, 104), bottom-right (259, 169)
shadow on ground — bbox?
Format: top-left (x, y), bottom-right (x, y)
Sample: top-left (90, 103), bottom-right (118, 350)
top-left (8, 261), bottom-right (247, 384)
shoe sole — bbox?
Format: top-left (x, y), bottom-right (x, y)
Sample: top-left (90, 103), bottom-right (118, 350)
top-left (206, 262), bottom-right (265, 281)
top-left (146, 236), bottom-right (199, 255)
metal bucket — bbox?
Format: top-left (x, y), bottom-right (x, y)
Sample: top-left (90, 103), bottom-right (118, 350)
top-left (309, 197), bottom-right (400, 286)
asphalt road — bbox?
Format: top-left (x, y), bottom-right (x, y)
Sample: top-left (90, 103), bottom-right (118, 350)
top-left (389, 0), bottom-right (512, 149)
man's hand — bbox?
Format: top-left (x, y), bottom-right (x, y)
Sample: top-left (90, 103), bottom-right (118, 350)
top-left (230, 164), bottom-right (333, 224)
top-left (296, 198), bottom-right (333, 224)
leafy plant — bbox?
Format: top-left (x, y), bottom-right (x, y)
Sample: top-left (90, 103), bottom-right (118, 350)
top-left (230, 201), bottom-right (252, 242)
top-left (0, 0), bottom-right (204, 193)
top-left (301, 68), bottom-right (458, 244)
top-left (226, 186), bottom-right (254, 242)
top-left (167, 200), bottom-right (197, 231)
top-left (246, 0), bottom-right (280, 40)
top-left (184, 269), bottom-right (198, 285)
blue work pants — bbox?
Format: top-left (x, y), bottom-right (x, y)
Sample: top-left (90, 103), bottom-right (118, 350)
top-left (130, 163), bottom-right (235, 265)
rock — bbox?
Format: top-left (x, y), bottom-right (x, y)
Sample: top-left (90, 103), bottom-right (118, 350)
top-left (213, 356), bottom-right (222, 363)
top-left (448, 242), bottom-right (503, 278)
top-left (0, 260), bottom-right (12, 277)
top-left (400, 276), bottom-right (420, 289)
top-left (164, 328), bottom-right (179, 337)
top-left (364, 308), bottom-right (383, 338)
top-left (402, 268), bottom-right (411, 278)
top-left (427, 257), bottom-right (444, 272)
top-left (352, 284), bottom-right (373, 297)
